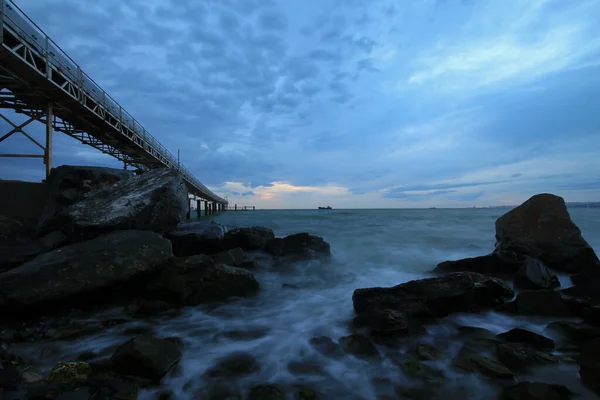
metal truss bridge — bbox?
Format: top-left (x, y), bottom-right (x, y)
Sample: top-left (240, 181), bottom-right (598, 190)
top-left (0, 0), bottom-right (227, 207)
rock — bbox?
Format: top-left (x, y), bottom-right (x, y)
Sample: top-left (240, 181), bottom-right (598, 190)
top-left (501, 382), bottom-right (574, 400)
top-left (296, 387), bottom-right (320, 400)
top-left (222, 227), bottom-right (275, 251)
top-left (0, 365), bottom-right (21, 390)
top-left (496, 328), bottom-right (555, 350)
top-left (496, 342), bottom-right (559, 372)
top-left (352, 310), bottom-right (426, 338)
top-left (453, 348), bottom-right (514, 380)
top-left (512, 290), bottom-right (572, 317)
top-left (211, 247), bottom-right (245, 266)
top-left (201, 379), bottom-right (242, 400)
top-left (167, 221), bottom-right (229, 256)
top-left (392, 355), bottom-right (445, 382)
top-left (58, 168), bottom-right (188, 241)
top-left (0, 229), bottom-right (68, 273)
top-left (36, 165), bottom-right (133, 236)
top-left (143, 255), bottom-right (259, 306)
top-left (266, 233), bottom-right (331, 261)
top-left (578, 338), bottom-right (600, 395)
top-left (434, 251), bottom-right (525, 275)
top-left (407, 343), bottom-right (443, 361)
top-left (338, 334), bottom-right (381, 360)
top-left (46, 361), bottom-right (91, 383)
top-left (124, 298), bottom-right (172, 317)
top-left (248, 384), bottom-right (286, 400)
top-left (353, 272), bottom-right (514, 322)
top-left (110, 335), bottom-right (182, 383)
top-left (56, 388), bottom-right (91, 400)
top-left (563, 271), bottom-right (600, 301)
top-left (206, 352), bottom-right (260, 378)
top-left (494, 193), bottom-right (600, 274)
top-left (309, 336), bottom-right (344, 358)
top-left (0, 230), bottom-right (173, 309)
top-left (21, 371), bottom-right (43, 384)
top-left (546, 322), bottom-right (600, 344)
top-left (287, 360), bottom-right (326, 376)
top-left (514, 258), bottom-right (560, 290)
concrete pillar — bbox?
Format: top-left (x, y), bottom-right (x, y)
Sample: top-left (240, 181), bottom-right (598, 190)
top-left (197, 199), bottom-right (201, 218)
top-left (204, 201), bottom-right (208, 216)
top-left (234, 204), bottom-right (237, 211)
top-left (186, 197), bottom-right (191, 220)
top-left (253, 206), bottom-right (255, 211)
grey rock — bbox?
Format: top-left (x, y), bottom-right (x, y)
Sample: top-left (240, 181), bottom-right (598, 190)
top-left (512, 290), bottom-right (572, 317)
top-left (496, 342), bottom-right (559, 372)
top-left (211, 247), bottom-right (245, 266)
top-left (338, 334), bottom-right (381, 360)
top-left (266, 233), bottom-right (331, 261)
top-left (496, 328), bottom-right (555, 350)
top-left (222, 227), bottom-right (275, 251)
top-left (514, 258), bottom-right (560, 290)
top-left (434, 251), bottom-right (525, 275)
top-left (453, 347), bottom-right (514, 380)
top-left (0, 230), bottom-right (173, 308)
top-left (167, 221), bottom-right (229, 256)
top-left (59, 168), bottom-right (188, 240)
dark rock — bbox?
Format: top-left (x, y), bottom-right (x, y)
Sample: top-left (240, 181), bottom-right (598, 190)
top-left (282, 283), bottom-right (301, 289)
top-left (391, 355), bottom-right (445, 382)
top-left (512, 290), bottom-right (572, 317)
top-left (546, 322), bottom-right (600, 344)
top-left (46, 361), bottom-right (91, 383)
top-left (563, 271), bottom-right (600, 301)
top-left (296, 387), bottom-right (320, 400)
top-left (248, 384), bottom-right (285, 400)
top-left (583, 305), bottom-right (600, 326)
top-left (496, 342), bottom-right (559, 372)
top-left (578, 338), bottom-right (600, 395)
top-left (0, 215), bottom-right (26, 238)
top-left (0, 230), bottom-right (173, 309)
top-left (44, 322), bottom-right (103, 341)
top-left (222, 227), bottom-right (275, 251)
top-left (110, 335), bottom-right (182, 383)
top-left (0, 229), bottom-right (68, 273)
top-left (124, 298), bottom-right (172, 317)
top-left (496, 328), bottom-right (555, 350)
top-left (407, 343), bottom-right (443, 361)
top-left (221, 326), bottom-right (269, 340)
top-left (434, 251), bottom-right (525, 275)
top-left (201, 379), bottom-right (242, 400)
top-left (211, 247), bottom-right (245, 266)
top-left (36, 165), bottom-right (133, 236)
top-left (167, 221), bottom-right (229, 256)
top-left (56, 388), bottom-right (91, 400)
top-left (309, 336), bottom-right (343, 358)
top-left (453, 348), bottom-right (514, 380)
top-left (514, 258), bottom-right (560, 290)
top-left (58, 168), bottom-right (188, 241)
top-left (501, 382), bottom-right (574, 400)
top-left (352, 310), bottom-right (426, 337)
top-left (0, 365), bottom-right (21, 390)
top-left (338, 334), bottom-right (381, 360)
top-left (206, 352), bottom-right (260, 378)
top-left (494, 193), bottom-right (600, 274)
top-left (287, 360), bottom-right (326, 376)
top-left (143, 255), bottom-right (259, 306)
top-left (353, 272), bottom-right (514, 321)
top-left (266, 233), bottom-right (331, 261)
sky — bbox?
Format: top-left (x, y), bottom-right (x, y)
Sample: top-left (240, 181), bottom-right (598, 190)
top-left (1, 0), bottom-right (599, 208)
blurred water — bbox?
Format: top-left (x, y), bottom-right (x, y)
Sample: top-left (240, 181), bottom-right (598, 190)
top-left (12, 208), bottom-right (600, 399)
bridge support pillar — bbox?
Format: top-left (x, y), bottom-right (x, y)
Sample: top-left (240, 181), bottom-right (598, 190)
top-left (197, 200), bottom-right (201, 218)
top-left (204, 201), bottom-right (208, 216)
top-left (234, 204), bottom-right (237, 211)
top-left (44, 101), bottom-right (53, 179)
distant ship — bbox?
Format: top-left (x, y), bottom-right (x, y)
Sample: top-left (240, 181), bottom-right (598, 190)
top-left (318, 206), bottom-right (332, 210)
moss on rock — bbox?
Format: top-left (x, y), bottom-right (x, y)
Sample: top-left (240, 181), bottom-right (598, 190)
top-left (46, 361), bottom-right (91, 383)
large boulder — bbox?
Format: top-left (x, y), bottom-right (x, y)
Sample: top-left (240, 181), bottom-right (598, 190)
top-left (0, 228), bottom-right (68, 272)
top-left (434, 251), bottom-right (525, 275)
top-left (501, 382), bottom-right (573, 400)
top-left (510, 290), bottom-right (572, 317)
top-left (222, 227), bottom-right (275, 251)
top-left (143, 255), bottom-right (259, 306)
top-left (167, 222), bottom-right (230, 256)
top-left (266, 233), bottom-right (331, 261)
top-left (578, 338), bottom-right (600, 395)
top-left (514, 258), bottom-right (560, 290)
top-left (494, 194), bottom-right (599, 274)
top-left (353, 272), bottom-right (514, 321)
top-left (0, 230), bottom-right (173, 309)
top-left (36, 165), bottom-right (133, 236)
top-left (496, 328), bottom-right (555, 350)
top-left (496, 342), bottom-right (559, 372)
top-left (58, 168), bottom-right (188, 241)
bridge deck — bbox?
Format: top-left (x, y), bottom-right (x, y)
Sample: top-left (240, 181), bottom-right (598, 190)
top-left (0, 0), bottom-right (226, 204)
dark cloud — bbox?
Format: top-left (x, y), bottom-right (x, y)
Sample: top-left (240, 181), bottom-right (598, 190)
top-left (383, 189), bottom-right (456, 200)
top-left (511, 173), bottom-right (522, 178)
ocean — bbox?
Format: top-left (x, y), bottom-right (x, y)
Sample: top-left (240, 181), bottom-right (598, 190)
top-left (12, 208), bottom-right (600, 399)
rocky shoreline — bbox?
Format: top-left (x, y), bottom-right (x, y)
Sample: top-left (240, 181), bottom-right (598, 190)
top-left (1, 166), bottom-right (599, 399)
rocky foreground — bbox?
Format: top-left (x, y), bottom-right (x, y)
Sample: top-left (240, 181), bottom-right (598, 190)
top-left (1, 166), bottom-right (599, 399)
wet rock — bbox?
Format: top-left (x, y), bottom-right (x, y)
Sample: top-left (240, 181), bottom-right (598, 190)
top-left (338, 334), bottom-right (381, 360)
top-left (222, 227), bottom-right (275, 251)
top-left (353, 272), bottom-right (514, 323)
top-left (211, 247), bottom-right (245, 266)
top-left (496, 342), bottom-right (559, 372)
top-left (266, 233), bottom-right (331, 261)
top-left (546, 322), bottom-right (600, 344)
top-left (511, 290), bottom-right (572, 317)
top-left (143, 255), bottom-right (259, 306)
top-left (201, 379), bottom-right (242, 400)
top-left (434, 251), bottom-right (524, 275)
top-left (221, 326), bottom-right (269, 340)
top-left (0, 230), bottom-right (173, 310)
top-left (407, 343), bottom-right (443, 361)
top-left (296, 386), bottom-right (320, 400)
top-left (206, 352), bottom-right (260, 378)
top-left (501, 382), bottom-right (574, 400)
top-left (44, 322), bottom-right (103, 341)
top-left (494, 193), bottom-right (600, 274)
top-left (514, 258), bottom-right (560, 290)
top-left (578, 338), bottom-right (600, 395)
top-left (167, 221), bottom-right (229, 256)
top-left (36, 165), bottom-right (133, 236)
top-left (124, 298), bottom-right (172, 317)
top-left (56, 388), bottom-right (91, 400)
top-left (496, 328), bottom-right (555, 350)
top-left (248, 384), bottom-right (286, 400)
top-left (58, 168), bottom-right (187, 241)
top-left (287, 360), bottom-right (326, 376)
top-left (563, 271), bottom-right (600, 302)
top-left (309, 336), bottom-right (344, 358)
top-left (392, 355), bottom-right (445, 381)
top-left (0, 364), bottom-right (21, 389)
top-left (453, 348), bottom-right (514, 380)
top-left (353, 310), bottom-right (426, 338)
top-left (110, 335), bottom-right (182, 383)
top-left (21, 371), bottom-right (44, 384)
top-left (46, 361), bottom-right (91, 383)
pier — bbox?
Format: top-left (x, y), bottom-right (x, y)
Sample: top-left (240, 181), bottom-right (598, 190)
top-left (0, 0), bottom-right (227, 215)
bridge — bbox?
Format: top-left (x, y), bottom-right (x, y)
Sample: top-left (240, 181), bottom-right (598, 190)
top-left (0, 0), bottom-right (228, 213)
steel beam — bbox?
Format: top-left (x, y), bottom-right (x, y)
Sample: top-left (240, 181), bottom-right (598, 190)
top-left (45, 100), bottom-right (52, 178)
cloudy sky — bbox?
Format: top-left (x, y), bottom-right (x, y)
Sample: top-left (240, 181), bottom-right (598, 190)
top-left (1, 0), bottom-right (599, 208)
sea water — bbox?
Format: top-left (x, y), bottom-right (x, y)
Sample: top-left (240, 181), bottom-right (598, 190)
top-left (11, 208), bottom-right (600, 399)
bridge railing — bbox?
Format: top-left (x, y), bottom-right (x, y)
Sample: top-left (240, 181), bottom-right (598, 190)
top-left (0, 0), bottom-right (225, 203)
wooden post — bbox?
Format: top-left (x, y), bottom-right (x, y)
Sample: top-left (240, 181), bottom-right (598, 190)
top-left (197, 200), bottom-right (201, 218)
top-left (44, 101), bottom-right (53, 179)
